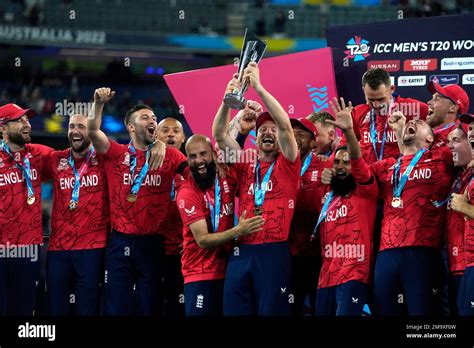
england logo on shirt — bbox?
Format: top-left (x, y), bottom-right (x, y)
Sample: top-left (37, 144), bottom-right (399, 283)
top-left (57, 158), bottom-right (69, 171)
top-left (122, 153), bottom-right (130, 166)
top-left (362, 111), bottom-right (370, 124)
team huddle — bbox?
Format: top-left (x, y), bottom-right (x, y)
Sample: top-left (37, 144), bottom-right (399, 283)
top-left (1, 64), bottom-right (474, 316)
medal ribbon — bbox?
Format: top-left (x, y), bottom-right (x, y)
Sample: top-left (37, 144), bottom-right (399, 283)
top-left (68, 146), bottom-right (95, 206)
top-left (311, 191), bottom-right (342, 238)
top-left (370, 97), bottom-right (395, 161)
top-left (205, 175), bottom-right (221, 232)
top-left (300, 152), bottom-right (313, 177)
top-left (128, 142), bottom-right (153, 197)
top-left (254, 160), bottom-right (275, 210)
top-left (1, 140), bottom-right (34, 200)
top-left (392, 147), bottom-right (427, 201)
top-left (433, 168), bottom-right (473, 207)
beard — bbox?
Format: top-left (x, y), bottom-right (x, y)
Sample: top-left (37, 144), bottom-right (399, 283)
top-left (191, 161), bottom-right (217, 190)
top-left (7, 130), bottom-right (30, 146)
top-left (69, 137), bottom-right (91, 153)
top-left (330, 174), bottom-right (357, 197)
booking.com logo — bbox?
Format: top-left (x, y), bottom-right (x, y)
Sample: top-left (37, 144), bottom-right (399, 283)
top-left (345, 36), bottom-right (370, 62)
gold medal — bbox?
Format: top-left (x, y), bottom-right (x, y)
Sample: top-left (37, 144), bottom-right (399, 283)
top-left (27, 195), bottom-right (35, 205)
top-left (391, 197), bottom-right (402, 208)
top-left (253, 206), bottom-right (263, 216)
top-left (68, 200), bottom-right (78, 210)
top-left (127, 194), bottom-right (137, 203)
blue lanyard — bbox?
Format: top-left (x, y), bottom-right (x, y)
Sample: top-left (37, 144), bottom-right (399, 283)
top-left (434, 122), bottom-right (456, 135)
top-left (128, 142), bottom-right (153, 196)
top-left (369, 108), bottom-right (389, 161)
top-left (170, 179), bottom-right (176, 201)
top-left (324, 149), bottom-right (332, 157)
top-left (206, 176), bottom-right (221, 232)
top-left (254, 161), bottom-right (275, 208)
top-left (300, 152), bottom-right (313, 176)
top-left (433, 169), bottom-right (473, 208)
top-left (311, 191), bottom-right (342, 238)
top-left (1, 140), bottom-right (34, 199)
top-left (392, 148), bottom-right (427, 199)
top-left (68, 146), bottom-right (95, 205)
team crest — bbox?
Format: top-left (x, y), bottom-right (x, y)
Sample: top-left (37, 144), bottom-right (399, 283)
top-left (122, 153), bottom-right (130, 166)
top-left (57, 158), bottom-right (69, 171)
top-left (311, 170), bottom-right (318, 182)
top-left (362, 111), bottom-right (370, 124)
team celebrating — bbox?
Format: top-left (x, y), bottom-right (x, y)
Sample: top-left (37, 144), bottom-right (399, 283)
top-left (1, 64), bottom-right (474, 316)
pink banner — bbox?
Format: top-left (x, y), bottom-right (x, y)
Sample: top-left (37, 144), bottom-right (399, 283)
top-left (164, 48), bottom-right (338, 144)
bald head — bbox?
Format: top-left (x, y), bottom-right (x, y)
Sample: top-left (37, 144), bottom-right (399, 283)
top-left (186, 135), bottom-right (217, 190)
top-left (157, 117), bottom-right (185, 149)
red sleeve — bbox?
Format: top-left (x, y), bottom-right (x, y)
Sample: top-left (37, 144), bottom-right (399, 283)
top-left (176, 186), bottom-right (207, 227)
top-left (103, 139), bottom-right (125, 160)
top-left (350, 108), bottom-right (362, 141)
top-left (41, 150), bottom-right (56, 182)
top-left (350, 157), bottom-right (373, 185)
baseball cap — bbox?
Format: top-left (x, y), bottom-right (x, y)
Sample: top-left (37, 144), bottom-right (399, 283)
top-left (459, 113), bottom-right (474, 124)
top-left (255, 111), bottom-right (275, 131)
top-left (428, 82), bottom-right (469, 115)
top-left (0, 103), bottom-right (36, 126)
top-left (290, 117), bottom-right (318, 138)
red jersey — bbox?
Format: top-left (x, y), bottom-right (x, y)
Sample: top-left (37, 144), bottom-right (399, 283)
top-left (433, 122), bottom-right (459, 149)
top-left (102, 140), bottom-right (187, 235)
top-left (46, 148), bottom-right (110, 250)
top-left (163, 174), bottom-right (184, 255)
top-left (288, 154), bottom-right (329, 256)
top-left (349, 95), bottom-right (428, 163)
top-left (228, 150), bottom-right (301, 245)
top-left (465, 180), bottom-right (474, 268)
top-left (177, 175), bottom-right (237, 284)
top-left (446, 168), bottom-right (472, 273)
top-left (0, 143), bottom-right (53, 245)
top-left (371, 146), bottom-right (454, 251)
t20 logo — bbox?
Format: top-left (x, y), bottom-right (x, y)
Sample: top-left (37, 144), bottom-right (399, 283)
top-left (345, 36), bottom-right (370, 63)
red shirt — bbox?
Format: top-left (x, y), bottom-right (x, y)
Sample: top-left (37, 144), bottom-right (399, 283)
top-left (349, 95), bottom-right (428, 163)
top-left (288, 154), bottom-right (329, 256)
top-left (433, 122), bottom-right (459, 149)
top-left (103, 140), bottom-right (187, 235)
top-left (177, 175), bottom-right (237, 284)
top-left (446, 168), bottom-right (472, 273)
top-left (228, 150), bottom-right (301, 245)
top-left (371, 146), bottom-right (454, 251)
top-left (465, 180), bottom-right (474, 268)
top-left (0, 143), bottom-right (53, 245)
top-left (163, 174), bottom-right (184, 255)
top-left (318, 160), bottom-right (378, 288)
top-left (46, 148), bottom-right (110, 250)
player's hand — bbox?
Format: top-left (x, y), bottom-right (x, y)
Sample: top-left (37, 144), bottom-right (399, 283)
top-left (94, 87), bottom-right (115, 104)
top-left (321, 167), bottom-right (335, 185)
top-left (451, 190), bottom-right (469, 214)
top-left (242, 62), bottom-right (262, 90)
top-left (388, 111), bottom-right (406, 132)
top-left (237, 100), bottom-right (262, 135)
top-left (149, 139), bottom-right (166, 170)
top-left (225, 73), bottom-right (241, 97)
top-left (328, 97), bottom-right (353, 132)
top-left (236, 210), bottom-right (265, 236)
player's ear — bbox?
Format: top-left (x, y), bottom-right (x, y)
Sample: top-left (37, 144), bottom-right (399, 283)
top-left (390, 84), bottom-right (396, 94)
top-left (328, 128), bottom-right (336, 141)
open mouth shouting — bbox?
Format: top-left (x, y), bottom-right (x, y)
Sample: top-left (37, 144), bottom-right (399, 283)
top-left (146, 125), bottom-right (156, 136)
top-left (261, 135), bottom-right (275, 146)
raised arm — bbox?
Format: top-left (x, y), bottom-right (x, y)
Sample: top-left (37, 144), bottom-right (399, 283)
top-left (243, 62), bottom-right (298, 162)
top-left (388, 110), bottom-right (406, 153)
top-left (87, 87), bottom-right (115, 154)
top-left (212, 74), bottom-right (242, 152)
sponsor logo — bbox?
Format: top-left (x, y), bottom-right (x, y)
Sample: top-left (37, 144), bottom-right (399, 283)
top-left (196, 294), bottom-right (204, 309)
top-left (122, 153), bottom-right (130, 166)
top-left (345, 36), bottom-right (370, 62)
top-left (463, 74), bottom-right (474, 85)
top-left (367, 60), bottom-right (400, 72)
top-left (397, 75), bottom-right (426, 87)
top-left (307, 84), bottom-right (328, 112)
top-left (429, 74), bottom-right (459, 85)
top-left (403, 58), bottom-right (437, 71)
top-left (281, 287), bottom-right (287, 294)
top-left (441, 57), bottom-right (474, 71)
top-left (352, 297), bottom-right (359, 304)
top-left (184, 206), bottom-right (196, 216)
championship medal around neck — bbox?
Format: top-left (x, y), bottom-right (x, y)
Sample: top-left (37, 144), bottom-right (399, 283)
top-left (253, 206), bottom-right (263, 216)
top-left (391, 197), bottom-right (402, 208)
top-left (68, 200), bottom-right (78, 210)
top-left (127, 194), bottom-right (137, 203)
top-left (27, 195), bottom-right (35, 205)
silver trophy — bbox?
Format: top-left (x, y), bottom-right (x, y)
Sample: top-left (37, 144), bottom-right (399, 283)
top-left (223, 29), bottom-right (267, 110)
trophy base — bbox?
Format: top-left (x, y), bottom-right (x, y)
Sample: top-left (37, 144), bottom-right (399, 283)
top-left (223, 93), bottom-right (246, 110)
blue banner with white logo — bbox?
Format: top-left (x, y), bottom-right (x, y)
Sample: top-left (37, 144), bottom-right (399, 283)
top-left (326, 14), bottom-right (474, 113)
